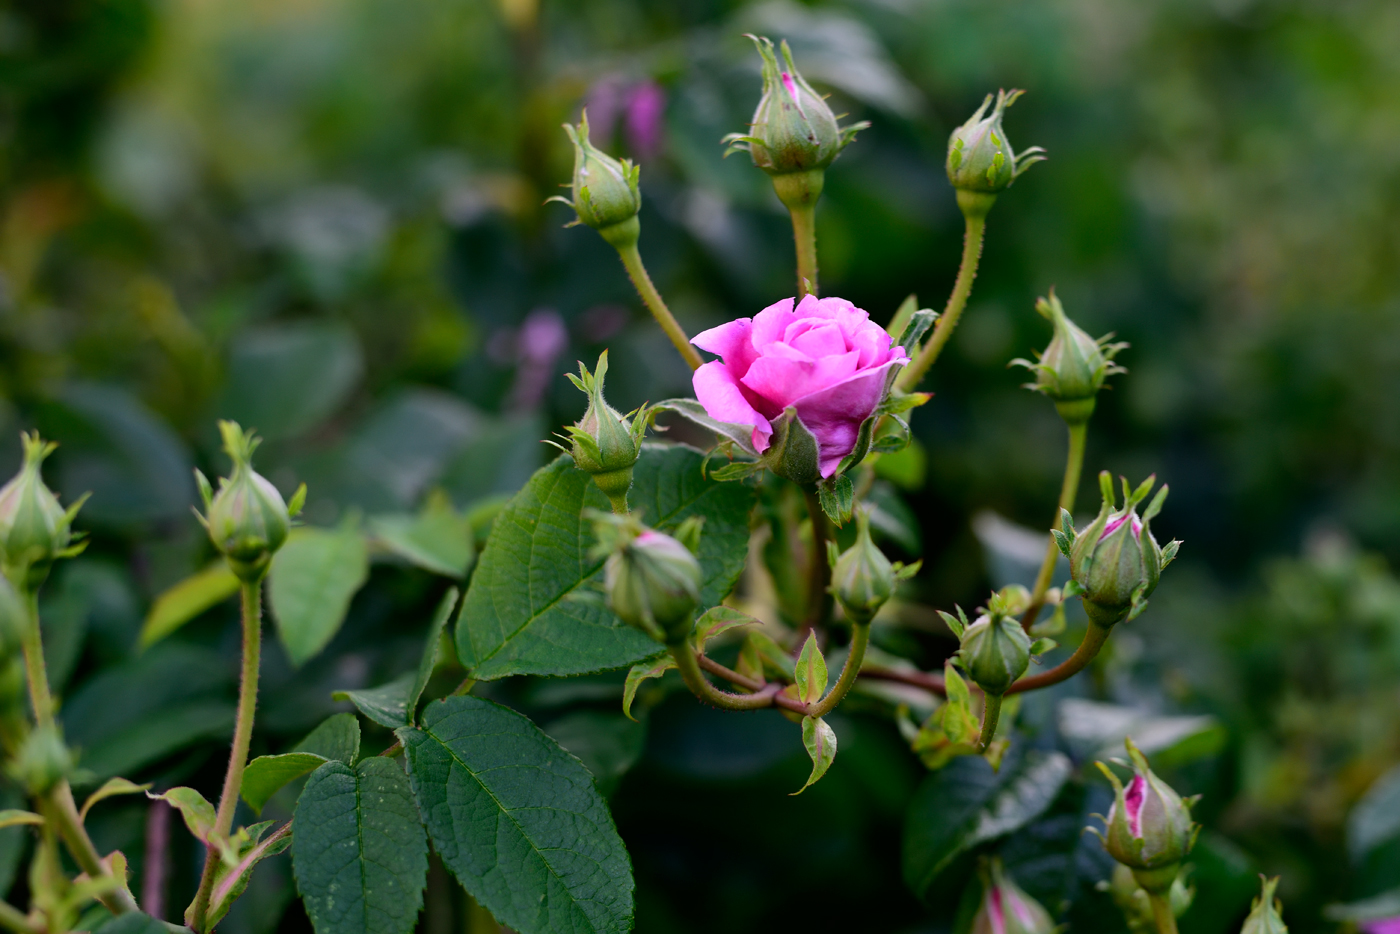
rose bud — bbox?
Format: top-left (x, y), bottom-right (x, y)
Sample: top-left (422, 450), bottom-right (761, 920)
top-left (970, 859), bottom-right (1055, 934)
top-left (1092, 737), bottom-right (1200, 894)
top-left (1105, 863), bottom-right (1194, 933)
top-left (1011, 288), bottom-right (1127, 425)
top-left (594, 514), bottom-right (703, 645)
top-left (0, 433), bottom-right (88, 589)
top-left (1241, 876), bottom-right (1288, 934)
top-left (830, 509), bottom-right (895, 625)
top-left (721, 35), bottom-right (867, 213)
top-left (1056, 471), bottom-right (1180, 627)
top-left (946, 89), bottom-right (1046, 218)
top-left (8, 723), bottom-right (74, 795)
top-left (959, 595), bottom-right (1032, 697)
top-left (552, 110), bottom-right (643, 250)
top-left (689, 294), bottom-right (909, 483)
top-left (558, 351), bottom-right (648, 514)
top-left (196, 421), bottom-right (304, 584)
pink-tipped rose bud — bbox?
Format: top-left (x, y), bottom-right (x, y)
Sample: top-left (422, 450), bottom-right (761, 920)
top-left (1093, 738), bottom-right (1199, 894)
top-left (689, 294), bottom-right (908, 482)
top-left (970, 859), bottom-right (1055, 934)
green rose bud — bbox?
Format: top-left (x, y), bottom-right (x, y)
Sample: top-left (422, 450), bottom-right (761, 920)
top-left (1056, 472), bottom-right (1180, 627)
top-left (830, 509), bottom-right (895, 625)
top-left (947, 89), bottom-right (1045, 194)
top-left (958, 590), bottom-right (1032, 697)
top-left (1240, 876), bottom-right (1288, 934)
top-left (197, 421), bottom-right (304, 584)
top-left (722, 35), bottom-right (867, 213)
top-left (1106, 863), bottom-right (1194, 933)
top-left (559, 352), bottom-right (647, 514)
top-left (1093, 737), bottom-right (1200, 893)
top-left (8, 723), bottom-right (74, 795)
top-left (1012, 288), bottom-right (1127, 425)
top-left (0, 433), bottom-right (88, 589)
top-left (970, 859), bottom-right (1055, 934)
top-left (552, 111), bottom-right (643, 250)
top-left (593, 513), bottom-right (703, 644)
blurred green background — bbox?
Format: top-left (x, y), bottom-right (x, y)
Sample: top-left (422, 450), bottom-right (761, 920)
top-left (2, 0), bottom-right (1399, 931)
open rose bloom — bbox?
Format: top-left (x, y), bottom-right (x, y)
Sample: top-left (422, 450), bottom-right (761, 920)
top-left (690, 294), bottom-right (909, 478)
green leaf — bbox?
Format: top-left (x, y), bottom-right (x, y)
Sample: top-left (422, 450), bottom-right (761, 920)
top-left (79, 778), bottom-right (152, 821)
top-left (793, 631), bottom-right (828, 705)
top-left (0, 810), bottom-right (43, 830)
top-left (692, 606), bottom-right (756, 653)
top-left (149, 787), bottom-right (217, 844)
top-left (218, 322), bottom-right (364, 443)
top-left (651, 399), bottom-right (760, 457)
top-left (269, 524), bottom-right (370, 666)
top-left (456, 445), bottom-right (755, 680)
top-left (139, 563), bottom-right (240, 648)
top-left (92, 912), bottom-right (174, 934)
top-left (817, 474), bottom-right (855, 527)
top-left (241, 754), bottom-right (327, 815)
top-left (408, 589), bottom-right (460, 718)
top-left (621, 653), bottom-right (676, 722)
top-left (400, 695), bottom-right (634, 934)
top-left (370, 492), bottom-right (476, 578)
top-left (76, 701), bottom-right (235, 780)
top-left (292, 758), bottom-right (428, 934)
top-left (902, 746), bottom-right (1072, 899)
top-left (294, 712), bottom-right (361, 764)
top-left (334, 672), bottom-right (415, 729)
top-left (206, 822), bottom-right (292, 930)
top-left (1056, 699), bottom-right (1225, 769)
top-left (794, 716), bottom-right (837, 795)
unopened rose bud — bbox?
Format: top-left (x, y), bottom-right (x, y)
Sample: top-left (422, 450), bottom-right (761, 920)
top-left (831, 509), bottom-right (894, 625)
top-left (1012, 289), bottom-right (1127, 425)
top-left (1241, 876), bottom-right (1288, 934)
top-left (0, 433), bottom-right (87, 589)
top-left (553, 111), bottom-right (643, 249)
top-left (560, 352), bottom-right (647, 514)
top-left (8, 723), bottom-right (74, 795)
top-left (946, 89), bottom-right (1045, 218)
top-left (959, 590), bottom-right (1032, 697)
top-left (971, 859), bottom-right (1055, 934)
top-left (597, 515), bottom-right (702, 644)
top-left (1093, 737), bottom-right (1199, 893)
top-left (721, 35), bottom-right (867, 213)
top-left (1058, 472), bottom-right (1180, 627)
top-left (198, 421), bottom-right (303, 584)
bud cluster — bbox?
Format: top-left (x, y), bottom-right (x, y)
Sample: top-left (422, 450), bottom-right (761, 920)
top-left (1012, 289), bottom-right (1127, 425)
top-left (196, 421), bottom-right (304, 583)
top-left (1092, 738), bottom-right (1200, 894)
top-left (557, 352), bottom-right (648, 514)
top-left (592, 512), bottom-right (704, 645)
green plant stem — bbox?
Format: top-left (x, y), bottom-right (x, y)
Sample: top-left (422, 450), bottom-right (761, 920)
top-left (801, 486), bottom-right (833, 632)
top-left (189, 579), bottom-right (263, 933)
top-left (896, 209), bottom-right (987, 392)
top-left (670, 640), bottom-right (785, 711)
top-left (977, 692), bottom-right (1004, 751)
top-left (18, 587), bottom-right (138, 917)
top-left (1005, 622), bottom-right (1111, 695)
top-left (1021, 420), bottom-right (1088, 630)
top-left (613, 242), bottom-right (703, 371)
top-left (1147, 891), bottom-right (1179, 934)
top-left (790, 203), bottom-right (818, 297)
top-left (806, 623), bottom-right (870, 718)
top-left (0, 900), bottom-right (36, 934)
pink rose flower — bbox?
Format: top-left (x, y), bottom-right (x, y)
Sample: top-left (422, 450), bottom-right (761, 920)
top-left (1363, 919), bottom-right (1400, 934)
top-left (690, 294), bottom-right (909, 478)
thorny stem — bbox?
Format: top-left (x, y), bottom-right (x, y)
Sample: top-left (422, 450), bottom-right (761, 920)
top-left (1005, 621), bottom-right (1111, 695)
top-left (790, 202), bottom-right (818, 298)
top-left (801, 486), bottom-right (833, 634)
top-left (806, 623), bottom-right (871, 719)
top-left (977, 692), bottom-right (1003, 751)
top-left (859, 665), bottom-right (948, 697)
top-left (19, 587), bottom-right (138, 917)
top-left (670, 640), bottom-right (790, 711)
top-left (1021, 420), bottom-right (1088, 630)
top-left (190, 579), bottom-right (263, 933)
top-left (1148, 891), bottom-right (1180, 934)
top-left (614, 242), bottom-right (704, 371)
top-left (0, 900), bottom-right (37, 934)
top-left (896, 209), bottom-right (987, 392)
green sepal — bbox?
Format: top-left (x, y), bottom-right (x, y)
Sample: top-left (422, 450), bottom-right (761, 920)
top-left (621, 652), bottom-right (676, 722)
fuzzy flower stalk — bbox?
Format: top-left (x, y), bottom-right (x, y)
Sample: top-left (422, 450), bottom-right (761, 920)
top-left (552, 113), bottom-right (702, 369)
top-left (723, 35), bottom-right (867, 295)
top-left (557, 352), bottom-right (648, 514)
top-left (1012, 288), bottom-right (1127, 425)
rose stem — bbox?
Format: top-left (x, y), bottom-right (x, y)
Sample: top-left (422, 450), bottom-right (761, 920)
top-left (1004, 621), bottom-right (1111, 695)
top-left (18, 584), bottom-right (138, 916)
top-left (976, 692), bottom-right (1003, 751)
top-left (805, 621), bottom-right (870, 718)
top-left (670, 639), bottom-right (807, 714)
top-left (1148, 891), bottom-right (1180, 934)
top-left (143, 796), bottom-right (170, 918)
top-left (1020, 420), bottom-right (1088, 630)
top-left (0, 900), bottom-right (38, 934)
top-left (613, 242), bottom-right (703, 370)
top-left (189, 579), bottom-right (263, 932)
top-left (801, 486), bottom-right (834, 635)
top-left (896, 194), bottom-right (990, 391)
top-left (790, 201), bottom-right (818, 298)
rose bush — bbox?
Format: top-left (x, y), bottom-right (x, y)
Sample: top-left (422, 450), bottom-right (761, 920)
top-left (690, 293), bottom-right (908, 477)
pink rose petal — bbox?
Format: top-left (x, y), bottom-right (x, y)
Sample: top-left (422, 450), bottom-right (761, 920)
top-left (692, 360), bottom-right (773, 453)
